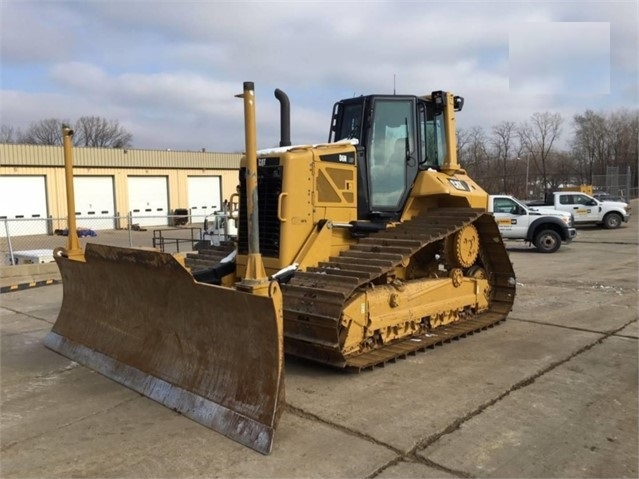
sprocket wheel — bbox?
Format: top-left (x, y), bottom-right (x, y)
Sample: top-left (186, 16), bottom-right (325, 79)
top-left (446, 224), bottom-right (480, 268)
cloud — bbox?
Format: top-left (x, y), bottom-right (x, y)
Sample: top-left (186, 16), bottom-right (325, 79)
top-left (509, 22), bottom-right (610, 94)
top-left (1, 0), bottom-right (636, 152)
top-left (0, 3), bottom-right (76, 64)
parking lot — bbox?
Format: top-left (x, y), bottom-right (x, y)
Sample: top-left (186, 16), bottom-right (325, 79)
top-left (1, 214), bottom-right (637, 478)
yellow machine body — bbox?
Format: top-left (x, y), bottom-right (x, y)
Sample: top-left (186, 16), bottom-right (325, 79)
top-left (44, 85), bottom-right (516, 454)
top-left (236, 145), bottom-right (489, 277)
top-left (227, 91), bottom-right (515, 369)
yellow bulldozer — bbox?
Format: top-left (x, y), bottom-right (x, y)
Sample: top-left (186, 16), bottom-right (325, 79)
top-left (44, 82), bottom-right (516, 455)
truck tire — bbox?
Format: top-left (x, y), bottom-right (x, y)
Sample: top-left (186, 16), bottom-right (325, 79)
top-left (533, 229), bottom-right (561, 253)
top-left (603, 212), bottom-right (622, 229)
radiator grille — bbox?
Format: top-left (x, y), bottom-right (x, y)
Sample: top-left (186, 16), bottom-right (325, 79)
top-left (238, 166), bottom-right (282, 257)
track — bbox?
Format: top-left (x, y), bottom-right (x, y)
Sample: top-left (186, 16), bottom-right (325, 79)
top-left (186, 208), bottom-right (516, 371)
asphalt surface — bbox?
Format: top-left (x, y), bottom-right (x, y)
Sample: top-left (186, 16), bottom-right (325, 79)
top-left (1, 217), bottom-right (637, 478)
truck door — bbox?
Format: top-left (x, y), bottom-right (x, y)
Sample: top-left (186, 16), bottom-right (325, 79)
top-left (559, 194), bottom-right (599, 223)
top-left (492, 197), bottom-right (528, 238)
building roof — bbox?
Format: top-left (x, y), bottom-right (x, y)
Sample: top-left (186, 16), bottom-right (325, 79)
top-left (0, 144), bottom-right (242, 170)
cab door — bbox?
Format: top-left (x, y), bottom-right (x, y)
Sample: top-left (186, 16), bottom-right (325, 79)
top-left (367, 97), bottom-right (416, 214)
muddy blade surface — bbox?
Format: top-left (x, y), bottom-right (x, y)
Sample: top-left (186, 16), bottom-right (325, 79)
top-left (44, 243), bottom-right (284, 455)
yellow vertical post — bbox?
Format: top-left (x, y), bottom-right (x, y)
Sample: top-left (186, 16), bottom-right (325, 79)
top-left (62, 126), bottom-right (84, 260)
top-left (441, 92), bottom-right (460, 175)
top-left (235, 82), bottom-right (270, 293)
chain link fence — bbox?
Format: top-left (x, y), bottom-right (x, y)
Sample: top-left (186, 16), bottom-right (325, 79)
top-left (592, 166), bottom-right (636, 200)
top-left (1, 212), bottom-right (235, 266)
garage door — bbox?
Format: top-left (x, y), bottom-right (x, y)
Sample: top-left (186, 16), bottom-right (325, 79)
top-left (128, 176), bottom-right (168, 227)
top-left (0, 175), bottom-right (48, 237)
top-left (187, 176), bottom-right (222, 220)
top-left (74, 176), bottom-right (116, 230)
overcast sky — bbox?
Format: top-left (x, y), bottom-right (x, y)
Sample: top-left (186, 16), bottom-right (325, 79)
top-left (1, 1), bottom-right (637, 152)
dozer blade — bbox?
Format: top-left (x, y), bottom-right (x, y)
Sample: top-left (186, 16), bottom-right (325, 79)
top-left (44, 243), bottom-right (284, 455)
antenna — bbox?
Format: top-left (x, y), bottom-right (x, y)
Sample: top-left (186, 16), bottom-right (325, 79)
top-left (393, 74), bottom-right (396, 95)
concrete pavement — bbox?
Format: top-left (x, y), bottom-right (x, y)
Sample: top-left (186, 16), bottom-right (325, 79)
top-left (1, 221), bottom-right (637, 478)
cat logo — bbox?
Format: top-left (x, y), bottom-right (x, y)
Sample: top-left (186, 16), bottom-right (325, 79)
top-left (448, 179), bottom-right (470, 191)
top-left (258, 158), bottom-right (266, 167)
top-left (338, 154), bottom-right (348, 163)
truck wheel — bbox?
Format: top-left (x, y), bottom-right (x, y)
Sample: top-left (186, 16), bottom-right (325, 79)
top-left (534, 229), bottom-right (561, 253)
top-left (603, 212), bottom-right (622, 229)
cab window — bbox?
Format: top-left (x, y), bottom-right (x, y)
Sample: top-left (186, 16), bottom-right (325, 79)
top-left (335, 103), bottom-right (363, 141)
top-left (418, 101), bottom-right (446, 169)
top-left (494, 198), bottom-right (517, 214)
top-left (574, 194), bottom-right (594, 206)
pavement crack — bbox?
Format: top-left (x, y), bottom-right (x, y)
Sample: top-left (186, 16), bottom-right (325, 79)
top-left (285, 403), bottom-right (403, 455)
top-left (2, 326), bottom-right (52, 338)
top-left (414, 316), bottom-right (637, 455)
top-left (0, 306), bottom-right (56, 327)
top-left (286, 404), bottom-right (473, 478)
top-left (411, 456), bottom-right (476, 478)
top-left (509, 316), bottom-right (638, 338)
top-left (286, 316), bottom-right (636, 478)
top-left (0, 395), bottom-right (140, 453)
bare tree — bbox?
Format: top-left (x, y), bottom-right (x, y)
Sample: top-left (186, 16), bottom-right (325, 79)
top-left (456, 127), bottom-right (471, 164)
top-left (491, 121), bottom-right (516, 193)
top-left (74, 116), bottom-right (133, 148)
top-left (571, 110), bottom-right (607, 184)
top-left (19, 118), bottom-right (67, 145)
top-left (456, 128), bottom-right (470, 168)
top-left (518, 112), bottom-right (563, 198)
top-left (0, 125), bottom-right (18, 143)
top-left (8, 116), bottom-right (133, 148)
top-left (458, 126), bottom-right (502, 192)
top-left (606, 110), bottom-right (638, 186)
top-left (547, 150), bottom-right (578, 191)
top-left (572, 109), bottom-right (638, 194)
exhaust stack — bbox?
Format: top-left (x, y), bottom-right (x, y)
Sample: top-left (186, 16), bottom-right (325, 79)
top-left (274, 88), bottom-right (291, 147)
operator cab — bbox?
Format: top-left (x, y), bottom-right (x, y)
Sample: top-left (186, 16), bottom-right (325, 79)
top-left (328, 91), bottom-right (463, 221)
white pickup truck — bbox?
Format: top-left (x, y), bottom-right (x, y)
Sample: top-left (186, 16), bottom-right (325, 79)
top-left (526, 191), bottom-right (630, 229)
top-left (488, 195), bottom-right (576, 253)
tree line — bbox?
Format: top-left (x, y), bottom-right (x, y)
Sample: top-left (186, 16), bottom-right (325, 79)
top-left (458, 108), bottom-right (638, 199)
top-left (2, 107), bottom-right (637, 199)
top-left (1, 117), bottom-right (132, 148)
